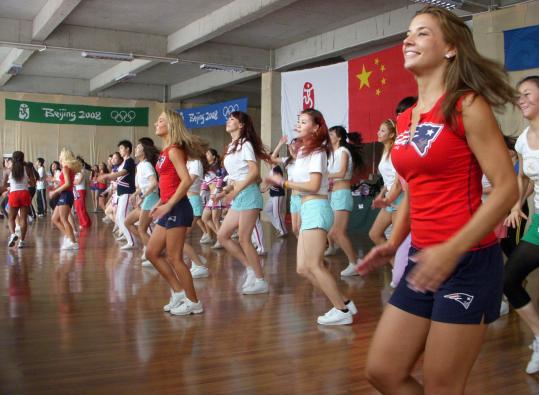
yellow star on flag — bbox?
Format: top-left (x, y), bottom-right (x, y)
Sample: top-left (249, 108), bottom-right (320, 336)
top-left (381, 78), bottom-right (387, 85)
top-left (356, 65), bottom-right (372, 89)
top-left (376, 89), bottom-right (382, 96)
top-left (374, 58), bottom-right (380, 65)
top-left (380, 64), bottom-right (386, 72)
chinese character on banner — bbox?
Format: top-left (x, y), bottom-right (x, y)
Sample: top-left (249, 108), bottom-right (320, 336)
top-left (303, 82), bottom-right (315, 109)
top-left (348, 45), bottom-right (417, 143)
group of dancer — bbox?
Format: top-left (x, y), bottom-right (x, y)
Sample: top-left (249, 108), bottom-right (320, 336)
top-left (3, 5), bottom-right (539, 392)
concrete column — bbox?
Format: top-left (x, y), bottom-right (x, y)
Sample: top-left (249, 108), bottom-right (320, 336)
top-left (260, 71), bottom-right (282, 222)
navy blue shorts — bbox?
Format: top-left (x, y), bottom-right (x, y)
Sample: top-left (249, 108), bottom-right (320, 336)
top-left (156, 197), bottom-right (193, 229)
top-left (56, 191), bottom-right (74, 207)
top-left (389, 243), bottom-right (503, 324)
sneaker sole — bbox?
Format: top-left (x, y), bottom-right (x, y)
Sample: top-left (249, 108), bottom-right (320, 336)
top-left (170, 307), bottom-right (204, 316)
top-left (191, 272), bottom-right (210, 279)
top-left (341, 271), bottom-right (360, 277)
top-left (242, 287), bottom-right (269, 295)
top-left (8, 235), bottom-right (19, 247)
top-left (317, 317), bottom-right (353, 326)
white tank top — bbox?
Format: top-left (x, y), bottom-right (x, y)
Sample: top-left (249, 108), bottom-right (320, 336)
top-left (9, 172), bottom-right (28, 192)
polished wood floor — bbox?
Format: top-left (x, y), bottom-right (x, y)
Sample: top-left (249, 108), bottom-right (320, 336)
top-left (1, 214), bottom-right (539, 394)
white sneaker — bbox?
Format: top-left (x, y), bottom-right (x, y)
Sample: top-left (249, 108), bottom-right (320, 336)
top-left (8, 233), bottom-right (18, 247)
top-left (242, 278), bottom-right (269, 295)
top-left (346, 300), bottom-right (358, 315)
top-left (257, 247), bottom-right (266, 256)
top-left (17, 240), bottom-right (26, 249)
top-left (116, 235), bottom-right (126, 242)
top-left (163, 291), bottom-right (186, 312)
top-left (141, 259), bottom-right (153, 267)
top-left (15, 224), bottom-right (21, 236)
top-left (500, 300), bottom-right (510, 316)
top-left (277, 231), bottom-right (288, 238)
top-left (527, 340), bottom-right (539, 374)
top-left (102, 217), bottom-right (112, 224)
top-left (141, 247), bottom-right (146, 260)
top-left (67, 241), bottom-right (79, 250)
top-left (340, 262), bottom-right (360, 277)
top-left (190, 265), bottom-right (210, 278)
top-left (324, 245), bottom-right (338, 257)
top-left (120, 243), bottom-right (135, 250)
top-left (211, 241), bottom-right (223, 249)
top-left (170, 298), bottom-right (204, 316)
top-left (200, 233), bottom-right (212, 244)
top-left (317, 307), bottom-right (353, 326)
top-left (242, 268), bottom-right (256, 289)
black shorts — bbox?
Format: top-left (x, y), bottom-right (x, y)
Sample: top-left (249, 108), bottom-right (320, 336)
top-left (56, 191), bottom-right (74, 207)
top-left (389, 243), bottom-right (503, 324)
top-left (156, 197), bottom-right (193, 229)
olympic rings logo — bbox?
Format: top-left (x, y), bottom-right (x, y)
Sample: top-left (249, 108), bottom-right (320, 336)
top-left (111, 110), bottom-right (136, 123)
top-left (222, 104), bottom-right (240, 118)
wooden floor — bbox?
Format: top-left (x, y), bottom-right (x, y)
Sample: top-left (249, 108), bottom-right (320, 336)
top-left (1, 215), bottom-right (539, 394)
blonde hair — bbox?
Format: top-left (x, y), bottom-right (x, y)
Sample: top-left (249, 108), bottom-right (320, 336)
top-left (381, 119), bottom-right (397, 153)
top-left (161, 110), bottom-right (208, 161)
top-left (59, 149), bottom-right (82, 173)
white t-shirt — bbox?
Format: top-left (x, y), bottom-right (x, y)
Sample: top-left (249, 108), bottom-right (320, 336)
top-left (481, 174), bottom-right (491, 203)
top-left (516, 127), bottom-right (539, 211)
top-left (9, 172), bottom-right (28, 191)
top-left (187, 159), bottom-right (204, 193)
top-left (224, 139), bottom-right (256, 181)
top-left (328, 146), bottom-right (353, 181)
top-left (378, 152), bottom-right (396, 192)
top-left (36, 167), bottom-right (46, 190)
top-left (135, 160), bottom-right (157, 195)
top-left (290, 149), bottom-right (329, 195)
top-left (75, 170), bottom-right (87, 191)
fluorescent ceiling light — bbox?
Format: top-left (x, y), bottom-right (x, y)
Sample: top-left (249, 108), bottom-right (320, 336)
top-left (114, 72), bottom-right (136, 82)
top-left (410, 0), bottom-right (464, 9)
top-left (81, 51), bottom-right (134, 62)
top-left (200, 63), bottom-right (245, 73)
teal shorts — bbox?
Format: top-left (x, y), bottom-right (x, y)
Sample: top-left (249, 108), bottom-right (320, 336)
top-left (290, 194), bottom-right (302, 214)
top-left (231, 183), bottom-right (263, 211)
top-left (188, 195), bottom-right (203, 217)
top-left (330, 188), bottom-right (353, 212)
top-left (141, 191), bottom-right (160, 211)
top-left (522, 213), bottom-right (539, 245)
top-left (300, 198), bottom-right (334, 232)
top-left (386, 192), bottom-right (404, 213)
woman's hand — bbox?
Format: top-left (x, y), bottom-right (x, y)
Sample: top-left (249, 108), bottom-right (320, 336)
top-left (265, 174), bottom-right (284, 187)
top-left (150, 203), bottom-right (169, 220)
top-left (372, 195), bottom-right (389, 209)
top-left (406, 243), bottom-right (461, 293)
top-left (279, 135), bottom-right (288, 145)
top-left (357, 242), bottom-right (397, 276)
top-left (49, 190), bottom-right (58, 199)
top-left (504, 209), bottom-right (527, 229)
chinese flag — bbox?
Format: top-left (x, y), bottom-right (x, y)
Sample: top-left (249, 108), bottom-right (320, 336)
top-left (348, 44), bottom-right (417, 143)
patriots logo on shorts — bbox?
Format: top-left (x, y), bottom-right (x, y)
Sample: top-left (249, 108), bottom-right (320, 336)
top-left (443, 292), bottom-right (474, 310)
top-left (410, 123), bottom-right (444, 157)
top-left (168, 216), bottom-right (176, 223)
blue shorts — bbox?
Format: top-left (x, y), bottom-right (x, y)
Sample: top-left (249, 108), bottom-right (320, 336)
top-left (156, 197), bottom-right (193, 229)
top-left (385, 192), bottom-right (404, 213)
top-left (231, 183), bottom-right (263, 211)
top-left (141, 191), bottom-right (159, 211)
top-left (188, 195), bottom-right (203, 217)
top-left (330, 188), bottom-right (353, 212)
top-left (290, 194), bottom-right (302, 214)
top-left (300, 198), bottom-right (334, 232)
top-left (389, 243), bottom-right (504, 324)
top-left (57, 191), bottom-right (74, 207)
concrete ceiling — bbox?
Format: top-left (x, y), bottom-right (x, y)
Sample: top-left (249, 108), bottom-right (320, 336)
top-left (0, 0), bottom-right (530, 105)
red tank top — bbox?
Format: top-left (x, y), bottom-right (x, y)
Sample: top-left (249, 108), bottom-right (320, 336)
top-left (156, 145), bottom-right (183, 204)
top-left (391, 94), bottom-right (496, 249)
top-left (59, 168), bottom-right (75, 192)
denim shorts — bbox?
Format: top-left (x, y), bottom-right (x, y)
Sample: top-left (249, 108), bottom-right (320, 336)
top-left (385, 192), bottom-right (404, 213)
top-left (57, 191), bottom-right (74, 207)
top-left (156, 197), bottom-right (194, 229)
top-left (141, 191), bottom-right (159, 211)
top-left (389, 243), bottom-right (504, 324)
top-left (231, 183), bottom-right (263, 211)
top-left (330, 188), bottom-right (353, 212)
top-left (188, 195), bottom-right (203, 217)
top-left (290, 194), bottom-right (302, 214)
top-left (300, 198), bottom-right (334, 232)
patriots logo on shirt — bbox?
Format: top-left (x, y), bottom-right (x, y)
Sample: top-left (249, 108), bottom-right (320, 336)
top-left (443, 292), bottom-right (474, 310)
top-left (157, 155), bottom-right (166, 169)
top-left (410, 123), bottom-right (444, 157)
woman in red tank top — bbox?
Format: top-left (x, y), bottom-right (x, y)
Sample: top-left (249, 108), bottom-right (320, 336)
top-left (358, 6), bottom-right (518, 394)
top-left (146, 110), bottom-right (208, 316)
top-left (50, 149), bottom-right (82, 250)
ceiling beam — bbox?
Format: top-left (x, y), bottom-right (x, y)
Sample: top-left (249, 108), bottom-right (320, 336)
top-left (167, 0), bottom-right (298, 54)
top-left (89, 59), bottom-right (157, 92)
top-left (170, 71), bottom-right (260, 100)
top-left (0, 49), bottom-right (34, 86)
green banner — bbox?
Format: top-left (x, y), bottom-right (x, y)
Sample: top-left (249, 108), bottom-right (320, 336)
top-left (5, 99), bottom-right (148, 126)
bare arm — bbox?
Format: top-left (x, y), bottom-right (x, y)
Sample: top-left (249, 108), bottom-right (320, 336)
top-left (328, 152), bottom-right (349, 180)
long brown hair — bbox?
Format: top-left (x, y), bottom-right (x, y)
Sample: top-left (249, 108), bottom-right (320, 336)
top-left (299, 108), bottom-right (330, 157)
top-left (225, 111), bottom-right (270, 162)
top-left (416, 6), bottom-right (516, 126)
top-left (11, 151), bottom-right (25, 181)
top-left (162, 110), bottom-right (209, 162)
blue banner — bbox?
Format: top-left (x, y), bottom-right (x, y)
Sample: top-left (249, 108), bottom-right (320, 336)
top-left (504, 25), bottom-right (539, 71)
top-left (177, 97), bottom-right (248, 129)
